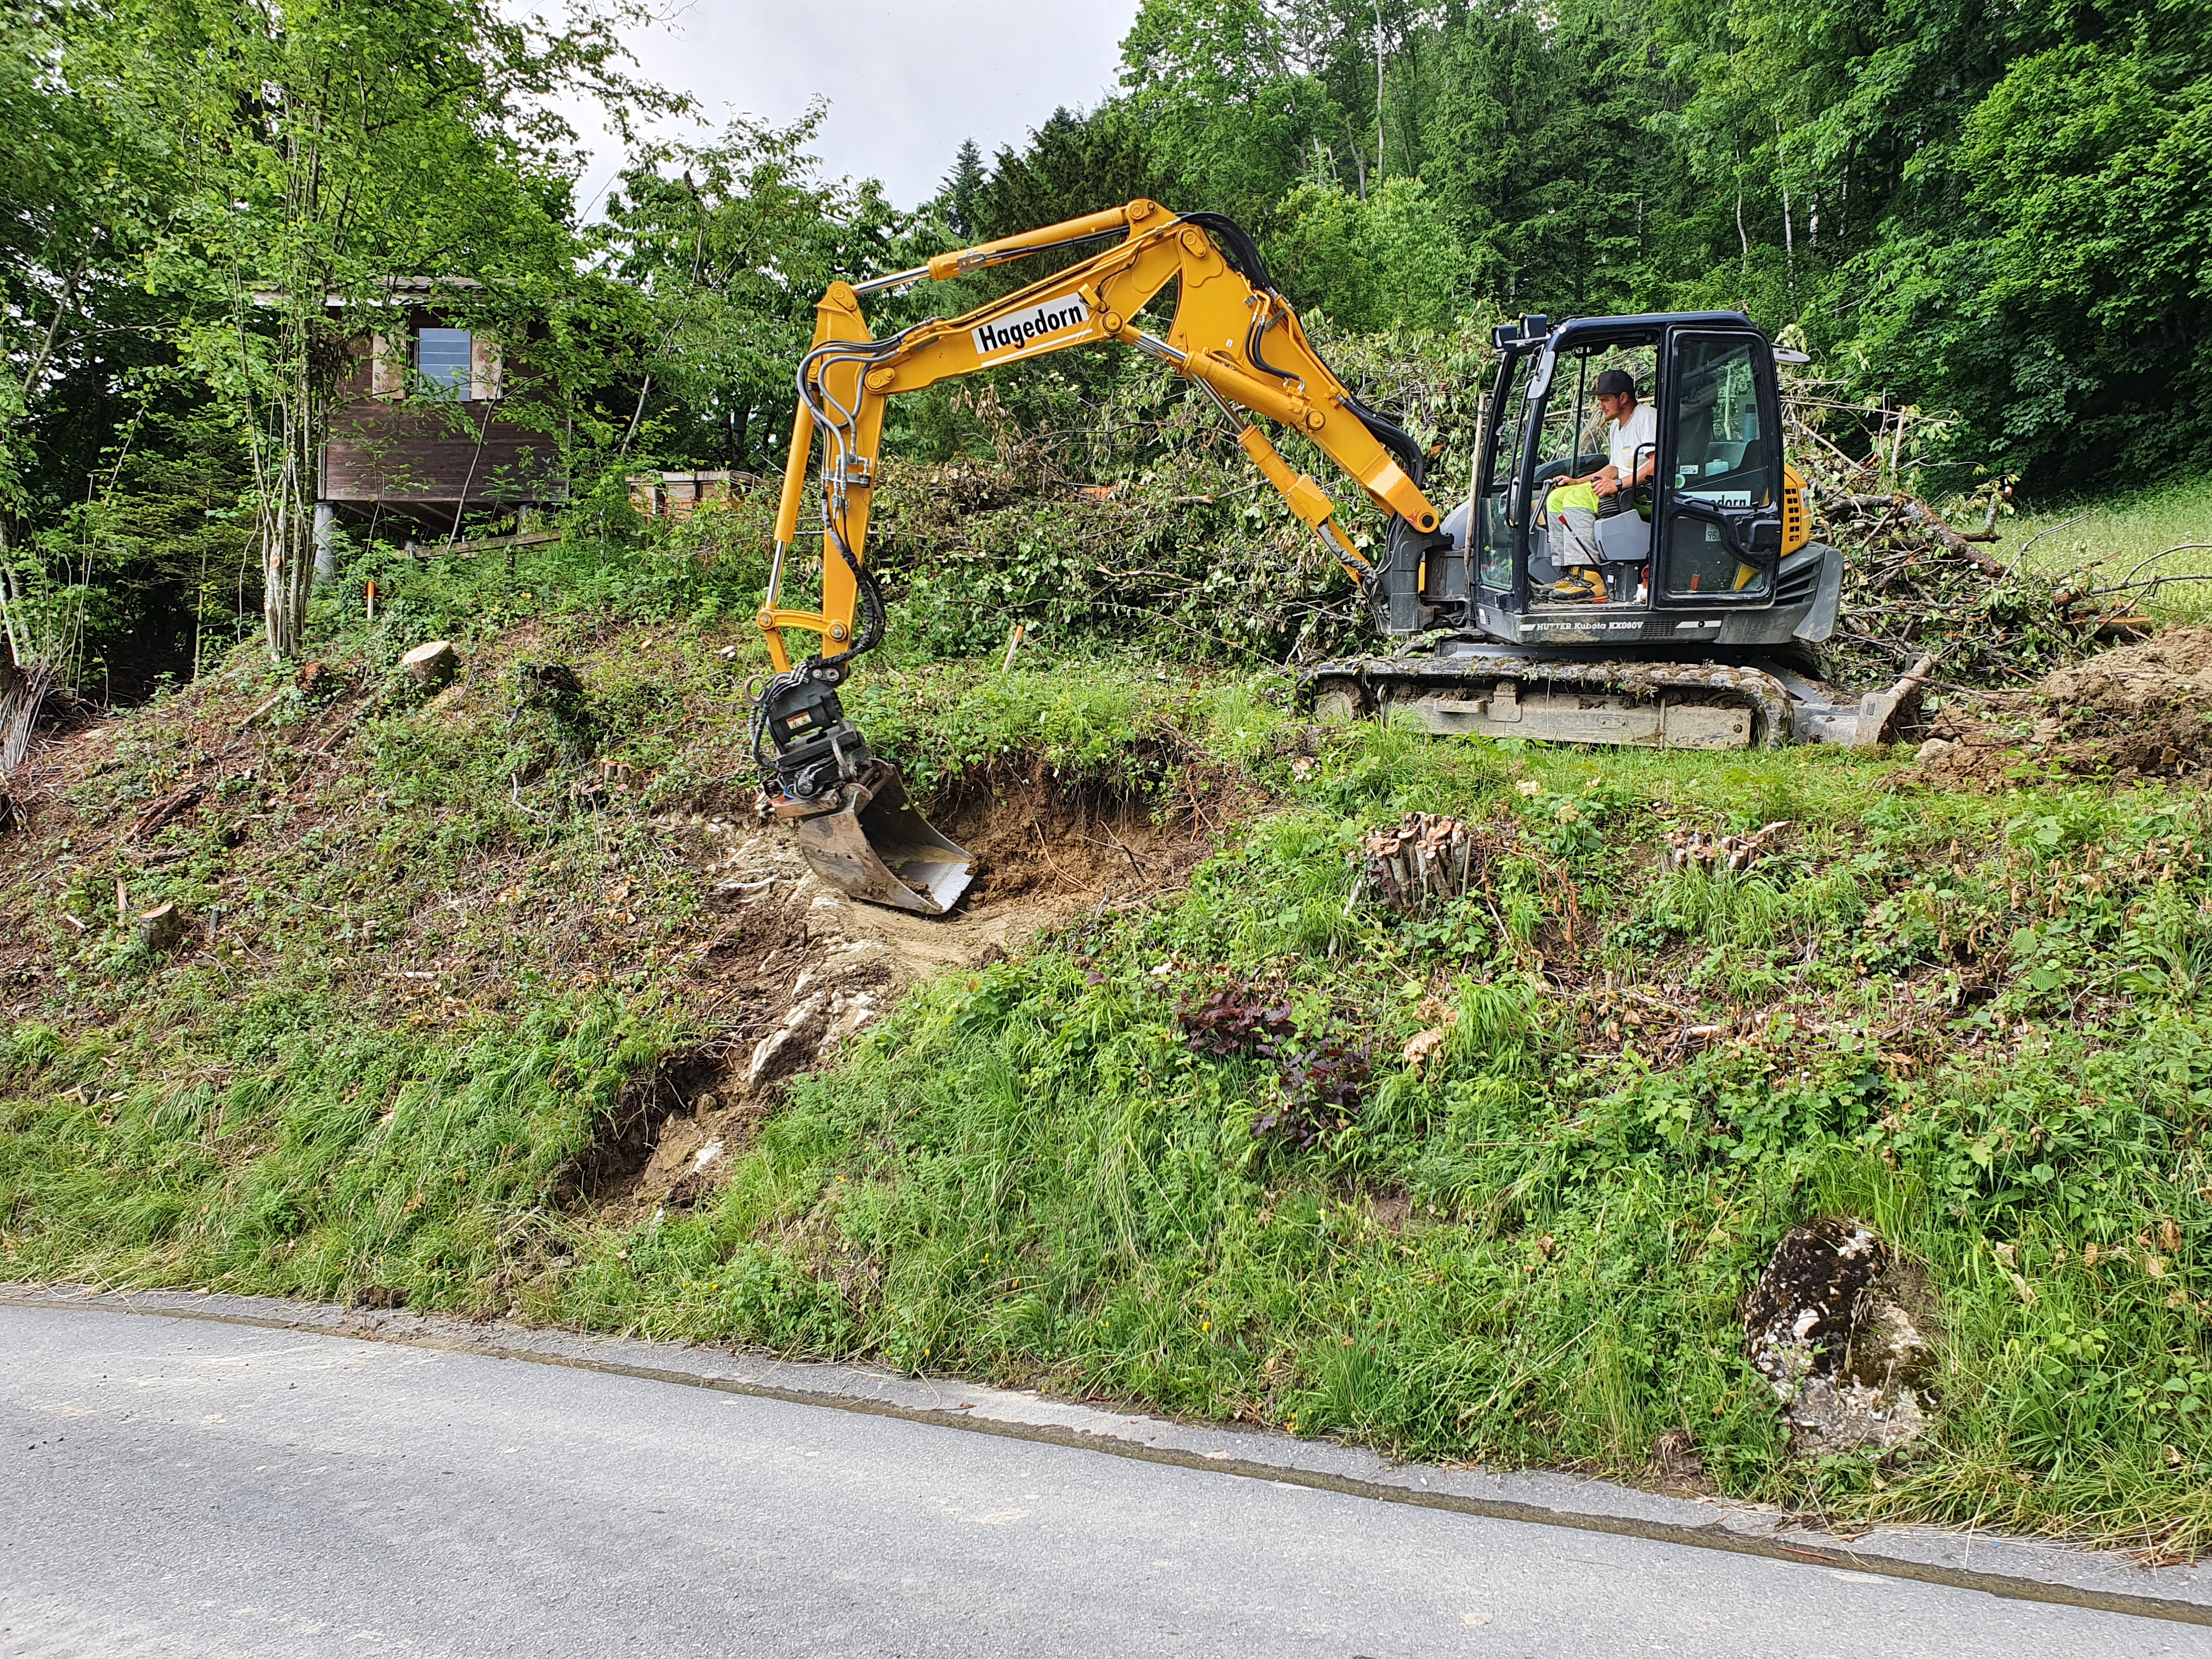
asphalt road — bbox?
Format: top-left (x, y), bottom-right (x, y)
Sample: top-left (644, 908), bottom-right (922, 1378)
top-left (0, 1304), bottom-right (2198, 1658)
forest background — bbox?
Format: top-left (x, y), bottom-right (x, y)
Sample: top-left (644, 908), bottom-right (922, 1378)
top-left (3, 0), bottom-right (2209, 697)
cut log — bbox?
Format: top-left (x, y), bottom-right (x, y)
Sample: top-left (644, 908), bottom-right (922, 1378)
top-left (401, 640), bottom-right (461, 690)
top-left (1893, 495), bottom-right (2009, 578)
top-left (1849, 653), bottom-right (1938, 752)
top-left (136, 901), bottom-right (185, 955)
top-left (234, 691), bottom-right (284, 731)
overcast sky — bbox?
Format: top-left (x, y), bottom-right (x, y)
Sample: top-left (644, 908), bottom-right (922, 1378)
top-left (563, 0), bottom-right (1144, 213)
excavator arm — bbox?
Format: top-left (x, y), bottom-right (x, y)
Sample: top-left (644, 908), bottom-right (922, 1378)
top-left (750, 199), bottom-right (1455, 916)
top-left (758, 199), bottom-right (1451, 674)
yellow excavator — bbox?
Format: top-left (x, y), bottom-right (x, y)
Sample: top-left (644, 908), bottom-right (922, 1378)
top-left (752, 199), bottom-right (1920, 914)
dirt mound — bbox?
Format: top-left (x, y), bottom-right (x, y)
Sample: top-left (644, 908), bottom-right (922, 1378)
top-left (2042, 625), bottom-right (2212, 714)
top-left (1915, 627), bottom-right (2212, 790)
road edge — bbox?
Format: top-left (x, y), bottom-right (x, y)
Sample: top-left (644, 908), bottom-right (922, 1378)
top-left (5, 1280), bottom-right (2206, 1627)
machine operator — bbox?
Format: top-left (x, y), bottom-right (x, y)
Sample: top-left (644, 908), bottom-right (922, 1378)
top-left (1545, 368), bottom-right (1658, 602)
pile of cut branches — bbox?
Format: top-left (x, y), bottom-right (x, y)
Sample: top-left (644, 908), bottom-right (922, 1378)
top-left (1781, 371), bottom-right (2192, 689)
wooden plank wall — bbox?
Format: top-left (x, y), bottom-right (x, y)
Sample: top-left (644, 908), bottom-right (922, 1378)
top-left (322, 403), bottom-right (561, 504)
top-left (322, 330), bottom-right (560, 505)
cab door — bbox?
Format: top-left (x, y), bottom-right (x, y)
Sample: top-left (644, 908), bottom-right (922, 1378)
top-left (1656, 330), bottom-right (1785, 602)
top-left (1472, 342), bottom-right (1540, 613)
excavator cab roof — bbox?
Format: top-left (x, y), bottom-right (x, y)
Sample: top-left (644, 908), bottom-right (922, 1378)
top-left (1493, 311), bottom-right (1764, 354)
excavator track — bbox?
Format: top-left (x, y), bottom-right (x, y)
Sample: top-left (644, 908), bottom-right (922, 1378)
top-left (1302, 644), bottom-right (1932, 751)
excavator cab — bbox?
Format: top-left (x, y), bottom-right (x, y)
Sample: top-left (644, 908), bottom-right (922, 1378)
top-left (1322, 311), bottom-right (1884, 748)
top-left (1459, 312), bottom-right (1820, 650)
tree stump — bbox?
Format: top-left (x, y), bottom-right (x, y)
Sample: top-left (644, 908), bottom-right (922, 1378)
top-left (400, 640), bottom-right (461, 691)
top-left (136, 902), bottom-right (185, 955)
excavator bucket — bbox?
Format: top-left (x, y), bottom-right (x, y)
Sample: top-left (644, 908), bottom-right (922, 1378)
top-left (780, 759), bottom-right (974, 916)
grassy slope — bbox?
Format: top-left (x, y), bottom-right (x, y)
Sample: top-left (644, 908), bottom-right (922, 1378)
top-left (5, 490), bottom-right (2212, 1552)
top-left (2012, 476), bottom-right (2212, 620)
top-left (567, 736), bottom-right (2212, 1551)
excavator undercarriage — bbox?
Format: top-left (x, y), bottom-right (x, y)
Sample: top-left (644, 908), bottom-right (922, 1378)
top-left (1305, 645), bottom-right (1932, 752)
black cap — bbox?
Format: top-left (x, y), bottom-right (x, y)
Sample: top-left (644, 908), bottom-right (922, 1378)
top-left (1594, 368), bottom-right (1635, 397)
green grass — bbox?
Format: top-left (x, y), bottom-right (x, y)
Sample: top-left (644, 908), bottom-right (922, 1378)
top-left (2010, 476), bottom-right (2212, 620)
top-left (7, 522), bottom-right (2212, 1554)
top-left (0, 998), bottom-right (666, 1305)
top-left (842, 656), bottom-right (1295, 798)
top-left (538, 735), bottom-right (2212, 1550)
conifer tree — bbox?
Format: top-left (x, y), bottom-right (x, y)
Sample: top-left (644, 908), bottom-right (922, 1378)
top-left (943, 138), bottom-right (986, 240)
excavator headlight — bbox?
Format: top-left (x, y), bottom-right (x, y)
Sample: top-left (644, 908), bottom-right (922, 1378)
top-left (1520, 314), bottom-right (1550, 341)
top-left (1491, 323), bottom-right (1520, 349)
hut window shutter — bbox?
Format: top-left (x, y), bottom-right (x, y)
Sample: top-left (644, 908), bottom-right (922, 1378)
top-left (370, 334), bottom-right (404, 399)
top-left (470, 335), bottom-right (501, 402)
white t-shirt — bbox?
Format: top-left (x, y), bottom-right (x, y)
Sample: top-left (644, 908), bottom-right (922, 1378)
top-left (1609, 401), bottom-right (1658, 482)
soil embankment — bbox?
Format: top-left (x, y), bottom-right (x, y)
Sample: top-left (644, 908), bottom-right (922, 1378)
top-left (1917, 625), bottom-right (2212, 788)
top-left (0, 624), bottom-right (1243, 1222)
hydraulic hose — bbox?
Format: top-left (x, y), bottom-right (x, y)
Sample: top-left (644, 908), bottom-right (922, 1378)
top-left (1346, 394), bottom-right (1429, 489)
top-left (1182, 212), bottom-right (1281, 296)
top-left (788, 331), bottom-right (904, 676)
top-left (815, 517), bottom-right (888, 672)
top-left (751, 330), bottom-right (904, 794)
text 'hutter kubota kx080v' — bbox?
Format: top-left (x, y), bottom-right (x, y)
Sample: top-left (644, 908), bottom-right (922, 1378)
top-left (749, 199), bottom-right (1927, 916)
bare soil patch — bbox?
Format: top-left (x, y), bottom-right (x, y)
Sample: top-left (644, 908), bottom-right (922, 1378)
top-left (577, 771), bottom-right (1245, 1214)
top-left (1916, 626), bottom-right (2212, 790)
top-left (932, 773), bottom-right (1229, 909)
top-left (0, 662), bottom-right (377, 1002)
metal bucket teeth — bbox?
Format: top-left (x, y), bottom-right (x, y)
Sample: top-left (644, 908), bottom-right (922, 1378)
top-left (784, 760), bottom-right (973, 916)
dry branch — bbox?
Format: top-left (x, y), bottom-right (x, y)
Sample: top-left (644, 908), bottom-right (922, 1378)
top-left (130, 779), bottom-right (207, 840)
top-left (1808, 476), bottom-right (2010, 579)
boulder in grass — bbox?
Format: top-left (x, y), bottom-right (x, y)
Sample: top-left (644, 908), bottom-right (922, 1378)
top-left (400, 640), bottom-right (460, 691)
top-left (1745, 1217), bottom-right (1936, 1458)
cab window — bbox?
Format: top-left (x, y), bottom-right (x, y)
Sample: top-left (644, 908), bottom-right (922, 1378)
top-left (1477, 352), bottom-right (1537, 591)
top-left (1665, 336), bottom-right (1775, 596)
